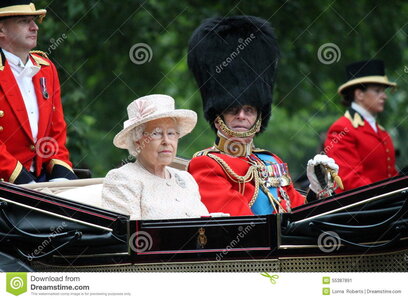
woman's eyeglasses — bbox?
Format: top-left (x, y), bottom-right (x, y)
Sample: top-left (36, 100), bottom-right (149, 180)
top-left (143, 128), bottom-right (180, 140)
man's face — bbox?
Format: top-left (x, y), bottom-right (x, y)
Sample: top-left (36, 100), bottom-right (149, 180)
top-left (221, 105), bottom-right (258, 132)
top-left (355, 84), bottom-right (388, 115)
top-left (0, 16), bottom-right (39, 55)
top-left (215, 105), bottom-right (259, 144)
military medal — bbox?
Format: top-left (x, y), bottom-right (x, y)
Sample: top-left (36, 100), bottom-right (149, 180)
top-left (248, 155), bottom-right (291, 188)
top-left (40, 77), bottom-right (49, 99)
top-left (272, 162), bottom-right (291, 187)
top-left (258, 165), bottom-right (277, 187)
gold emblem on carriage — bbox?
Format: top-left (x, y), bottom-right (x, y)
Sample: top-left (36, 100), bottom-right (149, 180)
top-left (197, 227), bottom-right (207, 248)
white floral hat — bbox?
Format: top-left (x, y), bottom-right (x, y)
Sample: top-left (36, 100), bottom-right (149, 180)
top-left (113, 94), bottom-right (197, 149)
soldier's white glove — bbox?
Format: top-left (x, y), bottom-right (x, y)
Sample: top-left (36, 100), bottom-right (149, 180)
top-left (307, 154), bottom-right (339, 194)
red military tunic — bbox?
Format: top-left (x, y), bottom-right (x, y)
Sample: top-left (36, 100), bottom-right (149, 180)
top-left (0, 50), bottom-right (76, 183)
top-left (188, 149), bottom-right (305, 216)
top-left (324, 108), bottom-right (398, 192)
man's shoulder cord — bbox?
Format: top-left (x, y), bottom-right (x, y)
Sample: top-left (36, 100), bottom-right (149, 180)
top-left (207, 153), bottom-right (255, 184)
top-left (192, 148), bottom-right (219, 158)
top-left (205, 153), bottom-right (289, 212)
top-left (249, 154), bottom-right (288, 213)
top-left (206, 153), bottom-right (261, 206)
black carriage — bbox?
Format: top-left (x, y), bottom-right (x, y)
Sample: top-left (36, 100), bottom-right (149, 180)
top-left (0, 174), bottom-right (407, 272)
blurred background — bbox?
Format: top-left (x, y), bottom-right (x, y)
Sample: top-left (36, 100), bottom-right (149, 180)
top-left (37, 0), bottom-right (408, 180)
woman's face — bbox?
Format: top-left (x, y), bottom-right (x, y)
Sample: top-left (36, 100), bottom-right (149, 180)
top-left (355, 84), bottom-right (388, 115)
top-left (136, 118), bottom-right (179, 169)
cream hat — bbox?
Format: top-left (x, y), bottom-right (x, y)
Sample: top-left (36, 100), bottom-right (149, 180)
top-left (0, 1), bottom-right (46, 23)
top-left (338, 60), bottom-right (396, 95)
top-left (113, 94), bottom-right (197, 149)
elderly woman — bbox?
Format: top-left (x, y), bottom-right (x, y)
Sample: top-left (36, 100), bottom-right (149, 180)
top-left (101, 94), bottom-right (209, 220)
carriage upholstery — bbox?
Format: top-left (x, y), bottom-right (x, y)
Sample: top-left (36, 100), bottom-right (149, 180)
top-left (19, 156), bottom-right (191, 209)
top-left (21, 178), bottom-right (105, 209)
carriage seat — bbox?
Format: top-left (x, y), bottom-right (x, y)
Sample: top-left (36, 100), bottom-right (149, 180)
top-left (21, 178), bottom-right (105, 208)
top-left (19, 157), bottom-right (191, 210)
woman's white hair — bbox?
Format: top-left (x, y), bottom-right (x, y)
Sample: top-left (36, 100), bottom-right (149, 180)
top-left (126, 118), bottom-right (180, 157)
top-left (126, 124), bottom-right (145, 157)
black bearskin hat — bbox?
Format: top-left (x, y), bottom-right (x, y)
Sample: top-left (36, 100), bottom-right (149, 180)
top-left (187, 16), bottom-right (279, 133)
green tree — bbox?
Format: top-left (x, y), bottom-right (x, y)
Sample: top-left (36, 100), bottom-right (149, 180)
top-left (37, 0), bottom-right (408, 178)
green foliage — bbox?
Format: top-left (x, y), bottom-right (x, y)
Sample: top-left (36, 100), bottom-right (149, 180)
top-left (37, 0), bottom-right (408, 177)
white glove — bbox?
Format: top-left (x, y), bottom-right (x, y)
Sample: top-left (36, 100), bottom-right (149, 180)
top-left (307, 154), bottom-right (339, 194)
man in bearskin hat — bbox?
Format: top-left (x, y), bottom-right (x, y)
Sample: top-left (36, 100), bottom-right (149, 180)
top-left (187, 16), bottom-right (340, 216)
top-left (324, 60), bottom-right (398, 192)
top-left (0, 1), bottom-right (77, 184)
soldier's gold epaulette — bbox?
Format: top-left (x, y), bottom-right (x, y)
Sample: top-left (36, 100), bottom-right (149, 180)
top-left (30, 50), bottom-right (49, 59)
top-left (253, 148), bottom-right (275, 156)
top-left (344, 110), bottom-right (365, 128)
top-left (30, 50), bottom-right (50, 66)
top-left (253, 148), bottom-right (268, 153)
top-left (0, 50), bottom-right (5, 71)
top-left (192, 147), bottom-right (220, 158)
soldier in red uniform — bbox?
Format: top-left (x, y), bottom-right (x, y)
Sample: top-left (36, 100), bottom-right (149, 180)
top-left (187, 16), bottom-right (339, 216)
top-left (0, 1), bottom-right (77, 184)
top-left (324, 60), bottom-right (398, 192)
